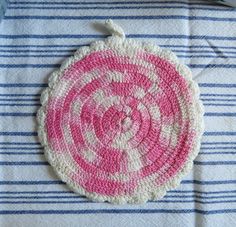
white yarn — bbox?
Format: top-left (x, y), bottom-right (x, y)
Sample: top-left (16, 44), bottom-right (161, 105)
top-left (105, 19), bottom-right (125, 38)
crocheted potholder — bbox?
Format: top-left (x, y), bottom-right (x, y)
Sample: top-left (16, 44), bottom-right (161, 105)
top-left (37, 20), bottom-right (204, 204)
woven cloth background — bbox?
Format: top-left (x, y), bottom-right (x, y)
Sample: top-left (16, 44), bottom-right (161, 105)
top-left (0, 0), bottom-right (235, 226)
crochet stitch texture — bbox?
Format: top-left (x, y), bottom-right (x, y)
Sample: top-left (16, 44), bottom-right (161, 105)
top-left (37, 20), bottom-right (204, 204)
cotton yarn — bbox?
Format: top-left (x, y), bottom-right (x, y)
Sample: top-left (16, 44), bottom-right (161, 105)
top-left (37, 20), bottom-right (204, 204)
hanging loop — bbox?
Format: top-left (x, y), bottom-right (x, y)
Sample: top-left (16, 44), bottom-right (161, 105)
top-left (105, 19), bottom-right (125, 38)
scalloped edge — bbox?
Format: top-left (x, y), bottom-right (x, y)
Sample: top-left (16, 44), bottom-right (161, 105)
top-left (37, 36), bottom-right (205, 204)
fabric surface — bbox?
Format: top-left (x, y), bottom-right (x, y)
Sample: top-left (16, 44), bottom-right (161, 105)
top-left (0, 0), bottom-right (235, 226)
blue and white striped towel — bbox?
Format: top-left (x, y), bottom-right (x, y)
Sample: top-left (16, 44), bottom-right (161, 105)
top-left (0, 0), bottom-right (235, 226)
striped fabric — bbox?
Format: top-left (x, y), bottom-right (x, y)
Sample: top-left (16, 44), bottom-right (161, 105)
top-left (0, 0), bottom-right (235, 226)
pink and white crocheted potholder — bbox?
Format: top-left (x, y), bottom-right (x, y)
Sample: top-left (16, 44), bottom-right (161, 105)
top-left (37, 20), bottom-right (204, 204)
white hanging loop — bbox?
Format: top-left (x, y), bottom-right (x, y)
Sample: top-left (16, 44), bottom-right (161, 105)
top-left (105, 19), bottom-right (125, 39)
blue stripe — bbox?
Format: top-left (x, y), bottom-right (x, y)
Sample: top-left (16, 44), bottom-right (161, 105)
top-left (199, 83), bottom-right (236, 88)
top-left (0, 112), bottom-right (234, 117)
top-left (0, 98), bottom-right (39, 101)
top-left (3, 93), bottom-right (233, 97)
top-left (0, 49), bottom-right (74, 52)
top-left (0, 179), bottom-right (234, 185)
top-left (204, 132), bottom-right (236, 136)
top-left (7, 5), bottom-right (236, 12)
top-left (0, 54), bottom-right (71, 58)
top-left (194, 161), bottom-right (236, 165)
top-left (174, 50), bottom-right (236, 54)
top-left (0, 209), bottom-right (235, 215)
top-left (0, 113), bottom-right (36, 117)
top-left (0, 64), bottom-right (60, 68)
top-left (0, 94), bottom-right (40, 97)
top-left (1, 131), bottom-right (235, 137)
top-left (0, 34), bottom-right (103, 39)
top-left (0, 49), bottom-right (236, 55)
top-left (2, 151), bottom-right (235, 156)
top-left (0, 34), bottom-right (235, 40)
top-left (1, 54), bottom-right (235, 59)
top-left (0, 152), bottom-right (44, 155)
top-left (0, 83), bottom-right (235, 88)
top-left (182, 180), bottom-right (236, 185)
top-left (0, 44), bottom-right (81, 48)
top-left (5, 151), bottom-right (235, 156)
top-left (0, 63), bottom-right (235, 68)
top-left (0, 103), bottom-right (41, 106)
top-left (204, 113), bottom-right (236, 117)
top-left (201, 147), bottom-right (236, 150)
top-left (0, 201), bottom-right (87, 204)
top-left (199, 152), bottom-right (236, 155)
top-left (0, 161), bottom-right (235, 166)
top-left (189, 64), bottom-right (236, 68)
top-left (1, 194), bottom-right (235, 200)
top-left (1, 189), bottom-right (235, 195)
top-left (0, 191), bottom-right (74, 194)
top-left (0, 132), bottom-right (37, 136)
top-left (0, 147), bottom-right (42, 150)
top-left (1, 145), bottom-right (235, 150)
top-left (4, 15), bottom-right (236, 22)
top-left (0, 200), bottom-right (235, 205)
top-left (7, 1), bottom-right (218, 6)
top-left (0, 142), bottom-right (40, 145)
top-left (1, 141), bottom-right (232, 146)
top-left (201, 94), bottom-right (236, 97)
top-left (1, 93), bottom-right (234, 98)
top-left (165, 45), bottom-right (236, 49)
top-left (0, 161), bottom-right (48, 165)
top-left (179, 55), bottom-right (236, 59)
top-left (204, 104), bottom-right (236, 107)
top-left (180, 160), bottom-right (229, 165)
top-left (172, 190), bottom-right (236, 194)
top-left (202, 142), bottom-right (236, 145)
top-left (0, 44), bottom-right (235, 50)
top-left (2, 145), bottom-right (234, 150)
top-left (0, 83), bottom-right (47, 87)
top-left (0, 180), bottom-right (64, 185)
top-left (0, 195), bottom-right (81, 199)
top-left (202, 98), bottom-right (236, 102)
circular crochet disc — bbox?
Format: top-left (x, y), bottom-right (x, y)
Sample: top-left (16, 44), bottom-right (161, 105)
top-left (37, 32), bottom-right (204, 204)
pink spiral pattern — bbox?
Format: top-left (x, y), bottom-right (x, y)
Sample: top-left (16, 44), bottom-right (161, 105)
top-left (42, 46), bottom-right (198, 202)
